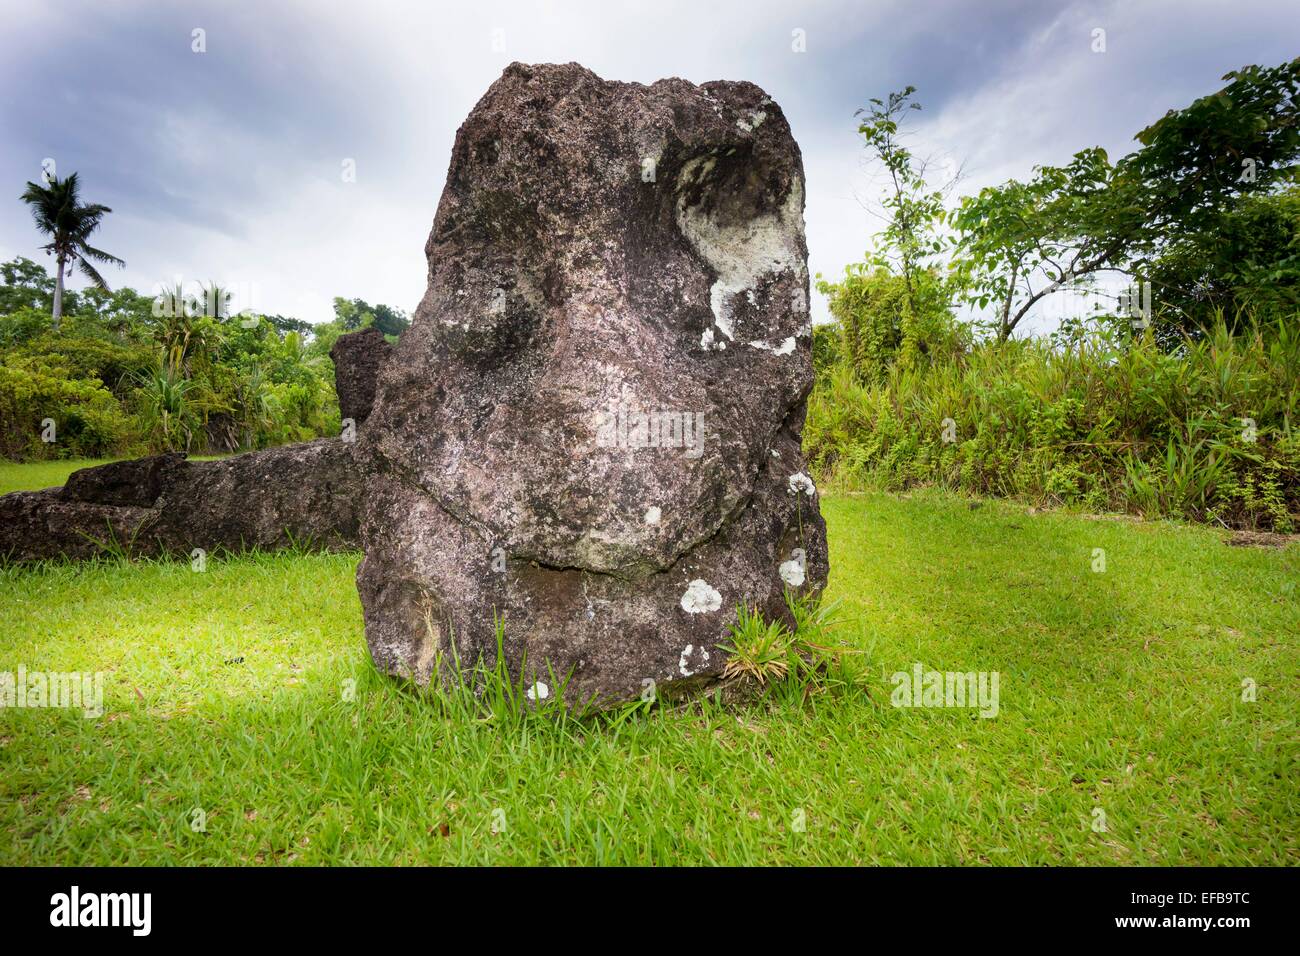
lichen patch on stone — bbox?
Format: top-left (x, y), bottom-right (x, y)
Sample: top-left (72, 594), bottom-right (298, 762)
top-left (678, 643), bottom-right (711, 677)
top-left (749, 335), bottom-right (797, 355)
top-left (675, 159), bottom-right (806, 352)
top-left (680, 578), bottom-right (722, 614)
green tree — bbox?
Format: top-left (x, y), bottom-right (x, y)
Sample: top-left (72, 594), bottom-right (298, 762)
top-left (262, 313), bottom-right (314, 337)
top-left (19, 172), bottom-right (125, 331)
top-left (0, 256), bottom-right (55, 313)
top-left (1145, 184), bottom-right (1300, 344)
top-left (951, 59), bottom-right (1300, 342)
top-left (950, 148), bottom-right (1114, 341)
top-left (854, 87), bottom-right (951, 321)
top-left (332, 296), bottom-right (409, 337)
top-left (817, 265), bottom-right (965, 383)
top-left (148, 282), bottom-right (221, 376)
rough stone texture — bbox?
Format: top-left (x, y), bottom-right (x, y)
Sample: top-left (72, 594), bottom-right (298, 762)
top-left (61, 453), bottom-right (188, 508)
top-left (0, 439), bottom-right (362, 563)
top-left (330, 327), bottom-right (393, 426)
top-left (0, 490), bottom-right (157, 563)
top-left (356, 62), bottom-right (829, 708)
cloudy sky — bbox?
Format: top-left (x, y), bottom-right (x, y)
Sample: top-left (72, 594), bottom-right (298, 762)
top-left (3, 0), bottom-right (1296, 333)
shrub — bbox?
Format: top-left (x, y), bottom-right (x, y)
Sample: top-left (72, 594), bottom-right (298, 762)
top-left (815, 265), bottom-right (969, 383)
top-left (0, 359), bottom-right (137, 459)
top-left (805, 315), bottom-right (1299, 531)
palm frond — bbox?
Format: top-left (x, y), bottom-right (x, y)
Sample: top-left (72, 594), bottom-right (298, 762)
top-left (75, 254), bottom-right (110, 289)
top-left (78, 242), bottom-right (126, 267)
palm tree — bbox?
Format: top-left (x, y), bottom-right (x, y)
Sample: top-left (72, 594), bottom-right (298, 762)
top-left (19, 172), bottom-right (124, 330)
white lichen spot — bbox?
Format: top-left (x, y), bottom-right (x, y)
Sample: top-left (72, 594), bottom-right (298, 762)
top-left (736, 110), bottom-right (767, 133)
top-left (749, 335), bottom-right (797, 355)
top-left (525, 681), bottom-right (550, 701)
top-left (489, 287), bottom-right (507, 315)
top-left (680, 579), bottom-right (722, 614)
top-left (708, 282), bottom-right (737, 342)
top-left (700, 326), bottom-right (727, 351)
top-left (678, 644), bottom-right (712, 677)
top-left (788, 472), bottom-right (815, 497)
top-left (644, 506), bottom-right (661, 525)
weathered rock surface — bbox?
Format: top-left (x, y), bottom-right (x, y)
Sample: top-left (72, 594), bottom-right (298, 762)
top-left (0, 489), bottom-right (157, 563)
top-left (0, 439), bottom-right (362, 562)
top-left (61, 452), bottom-right (189, 507)
top-left (330, 327), bottom-right (393, 426)
top-left (356, 62), bottom-right (829, 707)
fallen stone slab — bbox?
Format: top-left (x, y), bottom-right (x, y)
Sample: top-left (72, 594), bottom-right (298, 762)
top-left (0, 325), bottom-right (388, 564)
top-left (0, 439), bottom-right (363, 563)
top-left (355, 62), bottom-right (830, 708)
top-left (0, 489), bottom-right (158, 564)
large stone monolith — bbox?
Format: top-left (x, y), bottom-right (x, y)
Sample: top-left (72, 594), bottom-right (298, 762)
top-left (0, 440), bottom-right (362, 563)
top-left (355, 62), bottom-right (829, 707)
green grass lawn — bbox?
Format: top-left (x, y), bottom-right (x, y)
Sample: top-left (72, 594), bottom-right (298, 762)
top-left (1, 467), bottom-right (1295, 865)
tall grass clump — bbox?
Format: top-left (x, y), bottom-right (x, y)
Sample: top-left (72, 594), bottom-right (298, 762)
top-left (805, 314), bottom-right (1299, 531)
